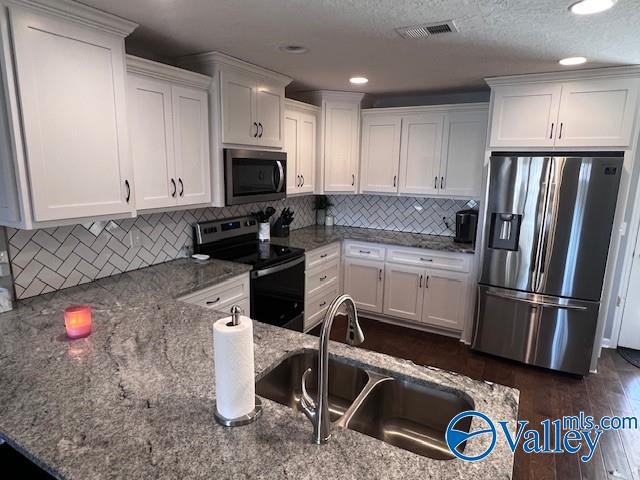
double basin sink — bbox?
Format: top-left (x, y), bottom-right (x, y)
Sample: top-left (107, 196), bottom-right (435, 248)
top-left (256, 350), bottom-right (474, 460)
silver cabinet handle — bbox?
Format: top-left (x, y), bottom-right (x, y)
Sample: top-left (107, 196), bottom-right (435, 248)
top-left (419, 274), bottom-right (423, 288)
top-left (420, 257), bottom-right (433, 262)
top-left (393, 175), bottom-right (397, 187)
top-left (301, 174), bottom-right (304, 187)
top-left (171, 178), bottom-right (177, 197)
top-left (425, 276), bottom-right (430, 288)
top-left (253, 122), bottom-right (259, 138)
top-left (359, 250), bottom-right (371, 254)
top-left (441, 176), bottom-right (445, 189)
top-left (352, 174), bottom-right (355, 186)
top-left (549, 122), bottom-right (555, 139)
top-left (434, 176), bottom-right (438, 189)
top-left (559, 122), bottom-right (563, 139)
top-left (125, 180), bottom-right (131, 203)
top-left (206, 297), bottom-right (221, 305)
top-left (258, 122), bottom-right (263, 138)
top-left (178, 178), bottom-right (184, 197)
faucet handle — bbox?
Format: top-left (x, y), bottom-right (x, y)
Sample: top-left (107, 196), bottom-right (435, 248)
top-left (300, 368), bottom-right (317, 421)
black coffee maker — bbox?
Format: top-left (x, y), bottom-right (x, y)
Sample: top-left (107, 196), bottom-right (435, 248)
top-left (454, 209), bottom-right (479, 244)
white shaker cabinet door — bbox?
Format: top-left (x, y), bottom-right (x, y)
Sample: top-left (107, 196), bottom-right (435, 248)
top-left (398, 113), bottom-right (444, 196)
top-left (383, 264), bottom-right (424, 322)
top-left (440, 110), bottom-right (488, 198)
top-left (324, 102), bottom-right (359, 192)
top-left (555, 78), bottom-right (640, 147)
top-left (128, 76), bottom-right (176, 210)
top-left (489, 83), bottom-right (561, 148)
top-left (172, 86), bottom-right (211, 206)
top-left (421, 270), bottom-right (468, 331)
top-left (255, 80), bottom-right (284, 148)
top-left (10, 7), bottom-right (134, 221)
top-left (343, 258), bottom-right (384, 313)
top-left (284, 111), bottom-right (300, 193)
top-left (220, 70), bottom-right (257, 145)
top-left (360, 115), bottom-right (401, 193)
top-left (297, 112), bottom-right (316, 194)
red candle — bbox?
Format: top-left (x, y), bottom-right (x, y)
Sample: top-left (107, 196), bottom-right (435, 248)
top-left (64, 305), bottom-right (92, 339)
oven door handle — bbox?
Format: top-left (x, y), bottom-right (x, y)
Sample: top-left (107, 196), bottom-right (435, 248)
top-left (251, 255), bottom-right (305, 279)
top-left (274, 160), bottom-right (285, 193)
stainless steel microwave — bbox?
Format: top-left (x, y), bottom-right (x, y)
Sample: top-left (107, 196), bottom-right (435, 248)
top-left (224, 149), bottom-right (287, 205)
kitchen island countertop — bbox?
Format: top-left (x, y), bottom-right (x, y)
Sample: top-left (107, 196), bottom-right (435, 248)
top-left (0, 258), bottom-right (517, 480)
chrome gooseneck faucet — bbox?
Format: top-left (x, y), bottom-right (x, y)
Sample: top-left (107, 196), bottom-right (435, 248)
top-left (300, 294), bottom-right (365, 444)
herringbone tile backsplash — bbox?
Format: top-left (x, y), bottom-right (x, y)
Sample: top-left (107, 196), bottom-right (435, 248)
top-left (6, 194), bottom-right (477, 299)
top-left (327, 195), bottom-right (477, 235)
top-left (7, 196), bottom-right (315, 299)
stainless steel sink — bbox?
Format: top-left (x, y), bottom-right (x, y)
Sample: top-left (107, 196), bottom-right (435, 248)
top-left (344, 378), bottom-right (474, 460)
top-left (256, 350), bottom-right (474, 459)
top-left (255, 351), bottom-right (369, 422)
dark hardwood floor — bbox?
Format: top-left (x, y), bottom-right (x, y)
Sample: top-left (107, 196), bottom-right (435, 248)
top-left (314, 317), bottom-right (640, 480)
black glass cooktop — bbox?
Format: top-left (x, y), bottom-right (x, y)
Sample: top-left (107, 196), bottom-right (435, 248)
top-left (199, 241), bottom-right (304, 269)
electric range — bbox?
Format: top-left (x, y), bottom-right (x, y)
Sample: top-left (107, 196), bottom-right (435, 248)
top-left (193, 216), bottom-right (305, 331)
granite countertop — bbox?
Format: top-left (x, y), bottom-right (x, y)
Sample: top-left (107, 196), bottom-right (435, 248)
top-left (271, 225), bottom-right (476, 254)
top-left (0, 259), bottom-right (517, 479)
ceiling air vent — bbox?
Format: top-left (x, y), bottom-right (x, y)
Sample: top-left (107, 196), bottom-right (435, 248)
top-left (396, 20), bottom-right (458, 39)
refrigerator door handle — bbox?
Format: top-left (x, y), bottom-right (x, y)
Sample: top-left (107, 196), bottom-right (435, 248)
top-left (484, 290), bottom-right (587, 311)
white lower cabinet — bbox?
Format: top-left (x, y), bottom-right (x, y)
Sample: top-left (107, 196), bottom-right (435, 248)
top-left (343, 257), bottom-right (384, 314)
top-left (178, 273), bottom-right (251, 317)
top-left (343, 240), bottom-right (473, 333)
top-left (421, 270), bottom-right (468, 331)
top-left (383, 264), bottom-right (423, 322)
top-left (304, 242), bottom-right (341, 331)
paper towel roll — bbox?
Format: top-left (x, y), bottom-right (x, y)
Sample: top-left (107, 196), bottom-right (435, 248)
top-left (213, 315), bottom-right (255, 419)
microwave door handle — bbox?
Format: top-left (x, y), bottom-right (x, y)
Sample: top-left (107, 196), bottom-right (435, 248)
top-left (275, 160), bottom-right (285, 192)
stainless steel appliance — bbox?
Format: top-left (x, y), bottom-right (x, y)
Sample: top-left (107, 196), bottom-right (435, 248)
top-left (454, 209), bottom-right (478, 244)
top-left (193, 216), bottom-right (305, 331)
top-left (473, 153), bottom-right (623, 375)
top-left (224, 149), bottom-right (286, 205)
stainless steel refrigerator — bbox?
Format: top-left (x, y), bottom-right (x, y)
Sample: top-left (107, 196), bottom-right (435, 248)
top-left (472, 153), bottom-right (623, 375)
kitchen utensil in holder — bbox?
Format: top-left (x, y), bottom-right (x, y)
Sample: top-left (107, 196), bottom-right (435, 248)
top-left (213, 306), bottom-right (263, 427)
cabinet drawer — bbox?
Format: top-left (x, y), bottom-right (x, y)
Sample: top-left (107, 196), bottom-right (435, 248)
top-left (305, 287), bottom-right (339, 331)
top-left (344, 241), bottom-right (386, 261)
top-left (306, 259), bottom-right (339, 297)
top-left (178, 273), bottom-right (250, 310)
top-left (306, 242), bottom-right (340, 270)
top-left (386, 247), bottom-right (471, 273)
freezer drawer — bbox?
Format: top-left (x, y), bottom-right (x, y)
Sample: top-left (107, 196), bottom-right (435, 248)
top-left (472, 285), bottom-right (599, 375)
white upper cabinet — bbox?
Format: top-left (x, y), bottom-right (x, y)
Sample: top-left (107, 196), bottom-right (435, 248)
top-left (128, 76), bottom-right (175, 210)
top-left (284, 100), bottom-right (318, 195)
top-left (439, 109), bottom-right (488, 198)
top-left (5, 4), bottom-right (137, 224)
top-left (399, 113), bottom-right (445, 196)
top-left (172, 86), bottom-right (211, 205)
top-left (555, 78), bottom-right (639, 147)
top-left (324, 100), bottom-right (361, 192)
top-left (220, 70), bottom-right (257, 146)
top-left (489, 83), bottom-right (561, 148)
top-left (127, 56), bottom-right (212, 211)
top-left (359, 105), bottom-right (488, 199)
top-left (360, 115), bottom-right (401, 193)
top-left (220, 70), bottom-right (285, 148)
top-left (487, 70), bottom-right (640, 148)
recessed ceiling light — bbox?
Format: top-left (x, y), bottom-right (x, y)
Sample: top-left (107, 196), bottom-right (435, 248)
top-left (279, 45), bottom-right (308, 54)
top-left (569, 0), bottom-right (617, 15)
top-left (349, 76), bottom-right (368, 85)
top-left (559, 56), bottom-right (587, 66)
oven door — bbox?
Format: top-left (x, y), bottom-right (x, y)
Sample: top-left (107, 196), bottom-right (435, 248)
top-left (225, 149), bottom-right (286, 205)
top-left (251, 256), bottom-right (305, 331)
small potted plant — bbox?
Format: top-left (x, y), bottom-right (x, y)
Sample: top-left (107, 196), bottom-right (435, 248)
top-left (314, 195), bottom-right (333, 225)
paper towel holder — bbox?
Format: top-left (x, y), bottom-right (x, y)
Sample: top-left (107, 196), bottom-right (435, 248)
top-left (214, 396), bottom-right (263, 427)
top-left (214, 304), bottom-right (263, 427)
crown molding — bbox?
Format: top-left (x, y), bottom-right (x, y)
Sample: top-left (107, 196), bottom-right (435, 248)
top-left (362, 102), bottom-right (489, 115)
top-left (295, 90), bottom-right (366, 106)
top-left (177, 50), bottom-right (292, 86)
top-left (126, 55), bottom-right (212, 90)
top-left (485, 65), bottom-right (640, 87)
top-left (4, 0), bottom-right (137, 36)
top-left (284, 98), bottom-right (320, 113)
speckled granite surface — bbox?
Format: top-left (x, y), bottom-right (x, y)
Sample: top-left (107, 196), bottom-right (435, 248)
top-left (272, 225), bottom-right (475, 254)
top-left (0, 259), bottom-right (517, 479)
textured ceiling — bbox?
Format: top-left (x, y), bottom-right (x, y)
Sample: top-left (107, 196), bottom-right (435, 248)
top-left (81, 0), bottom-right (640, 96)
